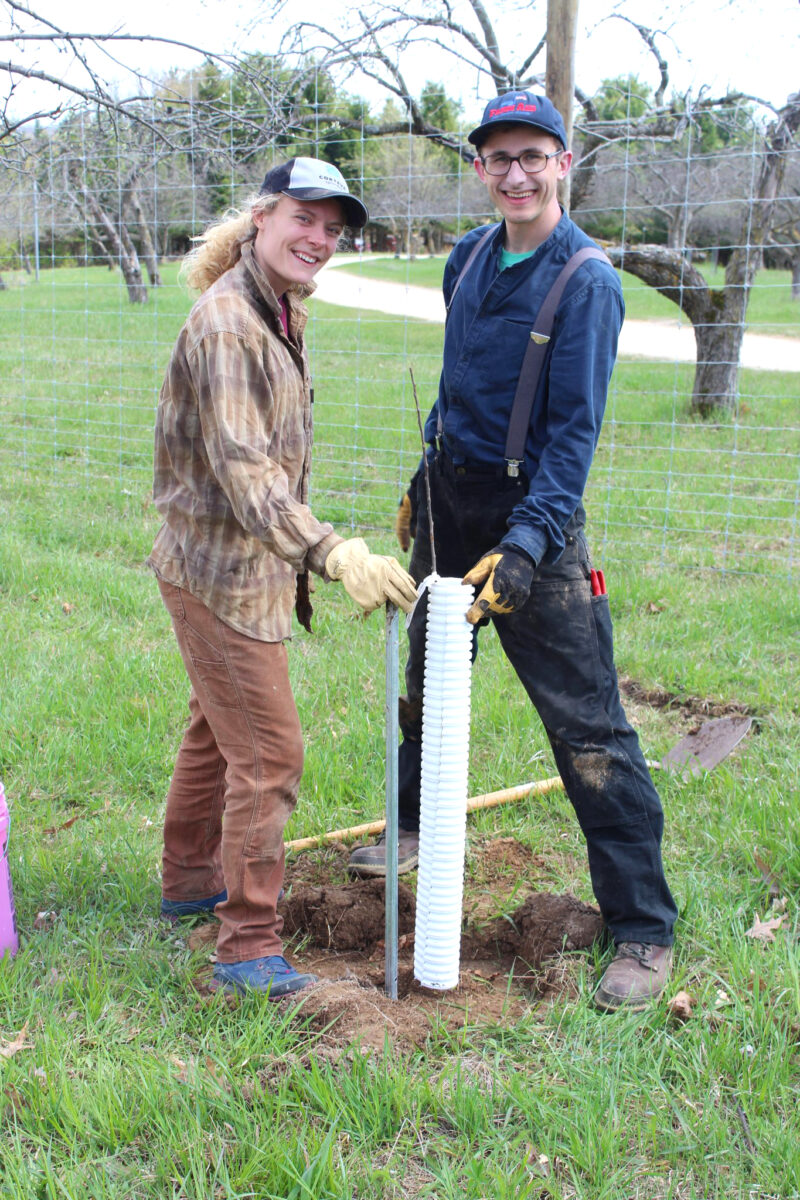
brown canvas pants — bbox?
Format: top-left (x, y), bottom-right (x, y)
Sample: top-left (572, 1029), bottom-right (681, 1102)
top-left (158, 581), bottom-right (303, 963)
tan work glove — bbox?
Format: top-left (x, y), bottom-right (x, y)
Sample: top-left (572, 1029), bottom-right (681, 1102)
top-left (326, 538), bottom-right (418, 614)
top-left (395, 493), bottom-right (414, 552)
top-left (462, 545), bottom-right (535, 625)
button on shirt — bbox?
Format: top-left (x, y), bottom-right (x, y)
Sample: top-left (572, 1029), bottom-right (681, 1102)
top-left (148, 241), bottom-right (342, 642)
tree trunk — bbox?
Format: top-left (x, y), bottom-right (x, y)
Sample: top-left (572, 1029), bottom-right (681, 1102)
top-left (124, 175), bottom-right (162, 287)
top-left (792, 256), bottom-right (800, 300)
top-left (691, 301), bottom-right (746, 415)
top-left (0, 272), bottom-right (6, 291)
top-left (83, 190), bottom-right (148, 304)
top-left (606, 243), bottom-right (746, 415)
top-left (666, 203), bottom-right (690, 251)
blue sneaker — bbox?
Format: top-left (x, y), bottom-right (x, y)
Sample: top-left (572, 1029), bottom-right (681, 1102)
top-left (211, 955), bottom-right (317, 998)
top-left (160, 889), bottom-right (227, 922)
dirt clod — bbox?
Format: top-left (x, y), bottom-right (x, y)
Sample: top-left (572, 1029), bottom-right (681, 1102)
top-left (281, 878), bottom-right (415, 950)
top-left (460, 892), bottom-right (604, 966)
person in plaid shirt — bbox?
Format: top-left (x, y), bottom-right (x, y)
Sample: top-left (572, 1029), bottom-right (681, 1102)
top-left (149, 157), bottom-right (417, 998)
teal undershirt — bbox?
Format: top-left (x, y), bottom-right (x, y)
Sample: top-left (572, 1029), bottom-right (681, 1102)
top-left (499, 247), bottom-right (534, 271)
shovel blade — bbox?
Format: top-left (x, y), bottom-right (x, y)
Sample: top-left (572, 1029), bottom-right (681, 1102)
top-left (660, 715), bottom-right (752, 780)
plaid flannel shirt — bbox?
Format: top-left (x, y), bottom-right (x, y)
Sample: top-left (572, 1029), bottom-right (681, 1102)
top-left (147, 241), bottom-right (342, 641)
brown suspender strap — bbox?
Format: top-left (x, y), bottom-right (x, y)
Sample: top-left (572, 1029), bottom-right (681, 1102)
top-left (503, 247), bottom-right (610, 474)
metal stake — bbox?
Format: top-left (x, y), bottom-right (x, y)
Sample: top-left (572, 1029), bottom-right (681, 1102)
top-left (384, 601), bottom-right (400, 999)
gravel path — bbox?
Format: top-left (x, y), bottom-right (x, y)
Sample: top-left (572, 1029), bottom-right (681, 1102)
top-left (314, 257), bottom-right (799, 374)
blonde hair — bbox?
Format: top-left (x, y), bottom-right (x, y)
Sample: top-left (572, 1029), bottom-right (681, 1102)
top-left (180, 192), bottom-right (281, 293)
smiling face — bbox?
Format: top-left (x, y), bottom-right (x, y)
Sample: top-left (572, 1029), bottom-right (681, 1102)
top-left (474, 126), bottom-right (572, 253)
top-left (251, 196), bottom-right (345, 296)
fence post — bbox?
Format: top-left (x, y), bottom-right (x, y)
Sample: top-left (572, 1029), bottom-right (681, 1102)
top-left (33, 178), bottom-right (40, 282)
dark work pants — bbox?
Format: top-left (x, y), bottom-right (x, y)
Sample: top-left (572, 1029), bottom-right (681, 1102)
top-left (399, 458), bottom-right (678, 946)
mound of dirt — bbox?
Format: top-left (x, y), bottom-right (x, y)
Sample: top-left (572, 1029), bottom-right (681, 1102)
top-left (187, 838), bottom-right (608, 1053)
top-left (461, 892), bottom-right (604, 966)
top-left (281, 878), bottom-right (415, 950)
top-left (280, 875), bottom-right (603, 969)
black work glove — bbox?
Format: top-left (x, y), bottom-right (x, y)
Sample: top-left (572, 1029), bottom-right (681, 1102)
top-left (462, 545), bottom-right (535, 625)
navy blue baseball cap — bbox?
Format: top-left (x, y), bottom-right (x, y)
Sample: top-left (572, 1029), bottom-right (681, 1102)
top-left (259, 156), bottom-right (368, 228)
top-left (468, 90), bottom-right (568, 150)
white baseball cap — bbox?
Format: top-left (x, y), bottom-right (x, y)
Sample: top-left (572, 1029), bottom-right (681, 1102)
top-left (259, 156), bottom-right (368, 228)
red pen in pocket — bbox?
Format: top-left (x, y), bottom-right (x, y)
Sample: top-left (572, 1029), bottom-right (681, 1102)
top-left (590, 569), bottom-right (607, 596)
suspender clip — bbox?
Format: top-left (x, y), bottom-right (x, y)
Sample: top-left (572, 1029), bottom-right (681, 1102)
top-left (506, 459), bottom-right (521, 478)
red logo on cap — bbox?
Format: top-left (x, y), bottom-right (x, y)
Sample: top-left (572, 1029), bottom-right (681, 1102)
top-left (488, 101), bottom-right (538, 118)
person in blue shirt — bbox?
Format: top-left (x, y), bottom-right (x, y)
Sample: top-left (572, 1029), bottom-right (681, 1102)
top-left (349, 90), bottom-right (678, 1013)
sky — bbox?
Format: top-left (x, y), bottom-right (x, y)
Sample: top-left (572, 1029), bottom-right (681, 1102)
top-left (2, 0), bottom-right (798, 121)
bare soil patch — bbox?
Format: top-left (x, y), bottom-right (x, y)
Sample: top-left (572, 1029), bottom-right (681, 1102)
top-left (619, 676), bottom-right (752, 725)
top-left (188, 838), bottom-right (605, 1053)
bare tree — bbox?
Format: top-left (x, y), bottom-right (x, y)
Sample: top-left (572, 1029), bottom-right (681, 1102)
top-left (363, 123), bottom-right (485, 254)
top-left (768, 156), bottom-right (800, 299)
top-left (122, 168), bottom-right (161, 287)
top-left (0, 0), bottom-right (238, 144)
top-left (607, 93), bottom-right (800, 415)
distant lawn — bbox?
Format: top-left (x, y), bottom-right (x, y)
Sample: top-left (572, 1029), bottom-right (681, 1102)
top-left (336, 255), bottom-right (800, 337)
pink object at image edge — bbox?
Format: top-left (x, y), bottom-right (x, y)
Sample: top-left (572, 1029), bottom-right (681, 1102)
top-left (0, 781), bottom-right (19, 958)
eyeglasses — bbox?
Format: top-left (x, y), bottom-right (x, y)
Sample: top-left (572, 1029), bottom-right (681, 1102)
top-left (479, 150), bottom-right (563, 176)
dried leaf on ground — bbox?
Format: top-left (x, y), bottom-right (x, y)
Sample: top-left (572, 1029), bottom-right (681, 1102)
top-left (668, 990), bottom-right (694, 1021)
top-left (524, 1143), bottom-right (550, 1177)
top-left (753, 853), bottom-right (782, 901)
top-left (43, 800), bottom-right (111, 836)
top-left (0, 1023), bottom-right (31, 1059)
top-left (33, 910), bottom-right (57, 930)
top-left (170, 1056), bottom-right (191, 1084)
top-left (746, 912), bottom-right (786, 942)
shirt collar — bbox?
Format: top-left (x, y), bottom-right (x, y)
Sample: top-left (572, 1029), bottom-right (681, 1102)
top-left (239, 240), bottom-right (315, 318)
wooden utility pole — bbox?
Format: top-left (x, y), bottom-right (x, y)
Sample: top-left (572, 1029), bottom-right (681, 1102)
top-left (546, 0), bottom-right (580, 212)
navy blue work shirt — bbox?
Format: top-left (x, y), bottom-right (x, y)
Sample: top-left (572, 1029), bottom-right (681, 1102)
top-left (424, 211), bottom-right (624, 566)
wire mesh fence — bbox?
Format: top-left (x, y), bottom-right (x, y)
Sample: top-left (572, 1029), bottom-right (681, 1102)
top-left (0, 82), bottom-right (797, 577)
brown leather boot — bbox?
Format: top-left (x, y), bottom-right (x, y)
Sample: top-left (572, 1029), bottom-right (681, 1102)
top-left (594, 942), bottom-right (673, 1012)
top-left (347, 829), bottom-right (419, 877)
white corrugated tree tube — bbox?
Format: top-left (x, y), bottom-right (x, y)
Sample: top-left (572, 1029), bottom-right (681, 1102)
top-left (413, 575), bottom-right (474, 990)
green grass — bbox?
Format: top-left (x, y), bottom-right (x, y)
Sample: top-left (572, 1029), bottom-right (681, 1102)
top-left (0, 269), bottom-right (799, 1198)
top-left (338, 255), bottom-right (800, 336)
top-left (1, 466), bottom-right (799, 1199)
top-left (5, 262), bottom-right (797, 577)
